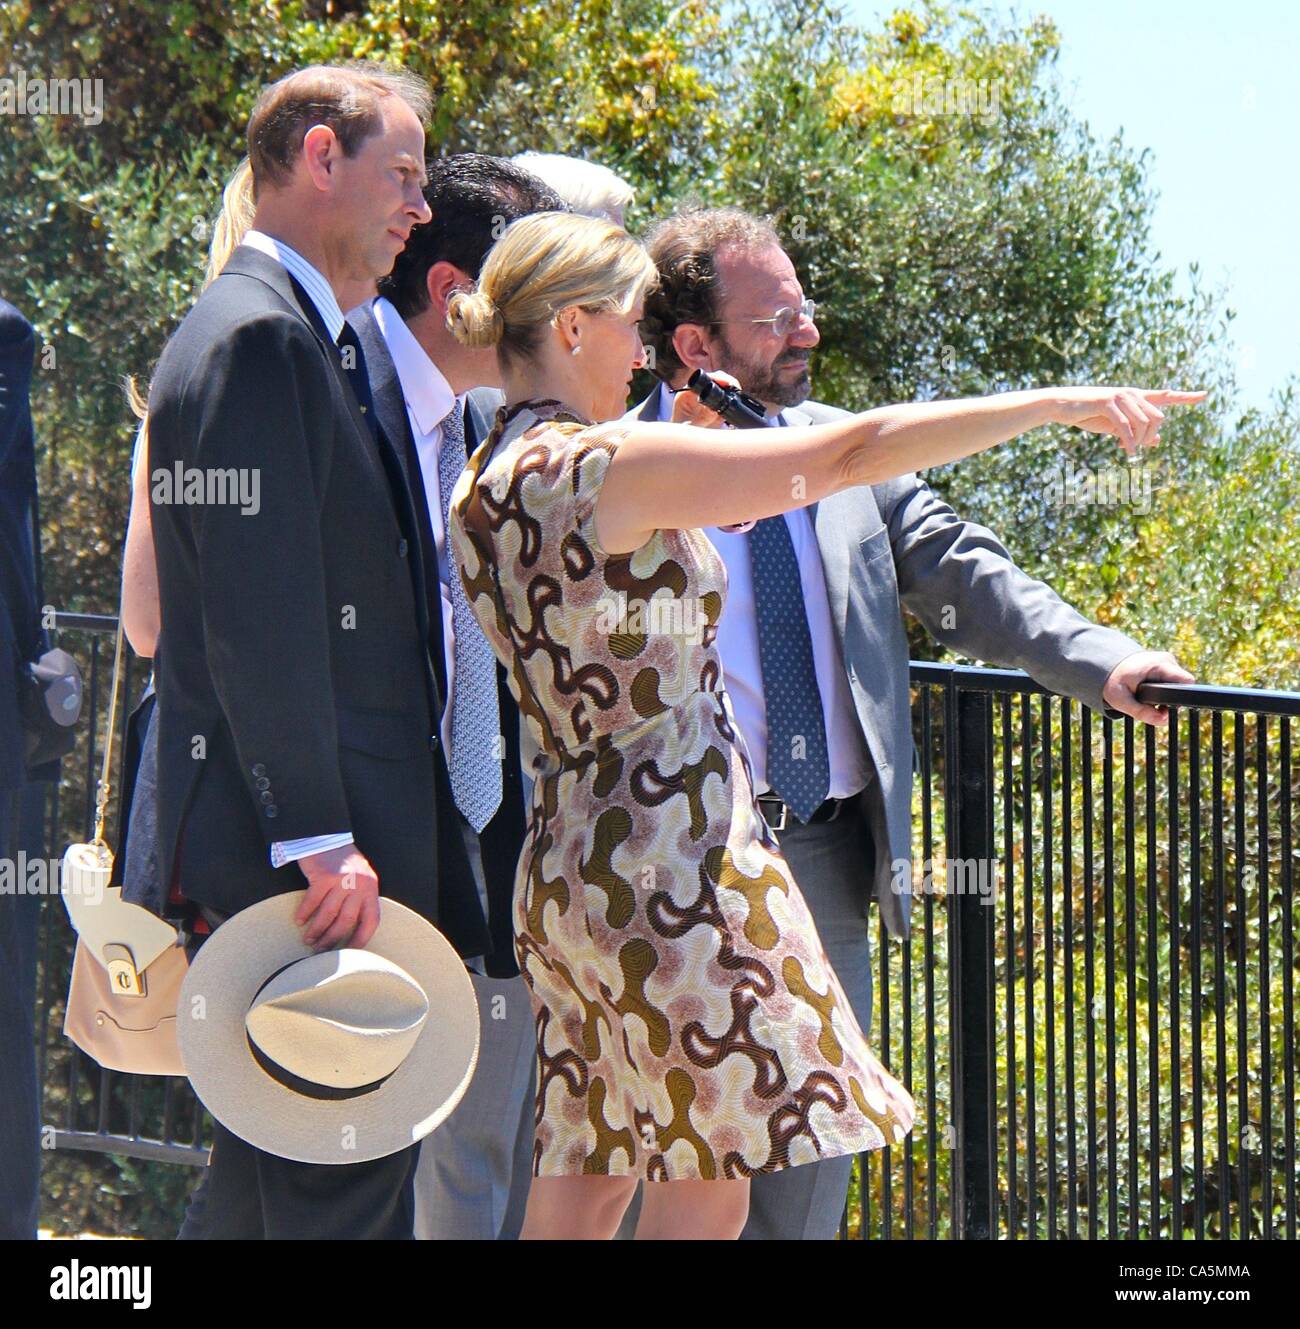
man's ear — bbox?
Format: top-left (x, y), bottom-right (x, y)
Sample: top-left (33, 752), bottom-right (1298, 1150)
top-left (425, 262), bottom-right (474, 319)
top-left (672, 323), bottom-right (716, 373)
top-left (301, 125), bottom-right (338, 192)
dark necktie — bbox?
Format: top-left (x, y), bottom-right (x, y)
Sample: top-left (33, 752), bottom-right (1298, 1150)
top-left (336, 320), bottom-right (447, 701)
top-left (748, 512), bottom-right (831, 822)
top-left (336, 321), bottom-right (377, 437)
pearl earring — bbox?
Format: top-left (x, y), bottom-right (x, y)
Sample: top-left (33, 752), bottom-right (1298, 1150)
top-left (571, 344), bottom-right (581, 356)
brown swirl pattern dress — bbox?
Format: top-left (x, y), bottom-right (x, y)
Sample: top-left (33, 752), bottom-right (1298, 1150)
top-left (447, 399), bottom-right (914, 1180)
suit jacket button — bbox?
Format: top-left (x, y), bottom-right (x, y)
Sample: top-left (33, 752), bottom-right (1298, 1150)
top-left (398, 538), bottom-right (409, 558)
top-left (265, 805), bottom-right (278, 818)
top-left (429, 734), bottom-right (439, 752)
top-left (260, 790), bottom-right (273, 804)
top-left (255, 777), bottom-right (270, 791)
top-left (251, 763), bottom-right (266, 777)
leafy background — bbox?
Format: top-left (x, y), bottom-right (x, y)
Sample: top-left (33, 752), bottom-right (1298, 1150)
top-left (3, 0), bottom-right (1295, 1236)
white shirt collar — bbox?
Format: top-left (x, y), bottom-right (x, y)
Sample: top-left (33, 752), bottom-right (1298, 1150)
top-left (371, 297), bottom-right (457, 436)
top-left (241, 229), bottom-right (346, 342)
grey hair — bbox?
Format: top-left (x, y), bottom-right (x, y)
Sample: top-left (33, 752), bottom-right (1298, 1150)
top-left (511, 152), bottom-right (636, 223)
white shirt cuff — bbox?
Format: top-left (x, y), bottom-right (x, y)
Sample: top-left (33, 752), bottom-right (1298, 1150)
top-left (270, 833), bottom-right (355, 869)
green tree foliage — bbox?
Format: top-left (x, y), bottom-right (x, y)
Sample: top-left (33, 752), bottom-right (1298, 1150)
top-left (3, 0), bottom-right (1295, 1236)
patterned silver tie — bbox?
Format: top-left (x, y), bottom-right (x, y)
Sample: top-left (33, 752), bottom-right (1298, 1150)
top-left (437, 402), bottom-right (502, 832)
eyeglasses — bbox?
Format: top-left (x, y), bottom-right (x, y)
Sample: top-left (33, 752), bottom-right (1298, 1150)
top-left (714, 298), bottom-right (816, 338)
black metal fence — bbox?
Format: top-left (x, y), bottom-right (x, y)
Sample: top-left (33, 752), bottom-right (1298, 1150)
top-left (34, 617), bottom-right (1300, 1237)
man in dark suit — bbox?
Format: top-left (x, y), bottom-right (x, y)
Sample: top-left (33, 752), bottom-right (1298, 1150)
top-left (353, 153), bottom-right (565, 1239)
top-left (627, 206), bottom-right (1195, 1240)
top-left (0, 298), bottom-right (43, 1238)
top-left (148, 63), bottom-right (487, 1239)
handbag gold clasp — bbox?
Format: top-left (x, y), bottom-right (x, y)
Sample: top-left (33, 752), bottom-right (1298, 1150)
top-left (102, 942), bottom-right (146, 998)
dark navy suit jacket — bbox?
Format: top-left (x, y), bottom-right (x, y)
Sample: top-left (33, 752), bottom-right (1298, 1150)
top-left (0, 301), bottom-right (41, 790)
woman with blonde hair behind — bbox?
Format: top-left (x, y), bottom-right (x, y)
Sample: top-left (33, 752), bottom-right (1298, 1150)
top-left (121, 156), bottom-right (256, 655)
top-left (445, 209), bottom-right (1203, 1239)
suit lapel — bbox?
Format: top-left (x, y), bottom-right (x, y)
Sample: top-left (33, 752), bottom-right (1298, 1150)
top-left (348, 302), bottom-right (443, 662)
top-left (219, 248), bottom-right (385, 476)
top-left (352, 302), bottom-right (417, 483)
top-left (783, 402), bottom-right (885, 647)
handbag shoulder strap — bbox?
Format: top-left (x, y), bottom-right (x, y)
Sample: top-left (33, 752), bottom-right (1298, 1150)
top-left (91, 618), bottom-right (126, 850)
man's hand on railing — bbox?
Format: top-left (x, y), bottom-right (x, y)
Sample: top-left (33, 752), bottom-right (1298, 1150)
top-left (1102, 649), bottom-right (1196, 727)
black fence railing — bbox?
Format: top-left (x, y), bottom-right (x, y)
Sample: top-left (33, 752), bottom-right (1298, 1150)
top-left (33, 617), bottom-right (1300, 1237)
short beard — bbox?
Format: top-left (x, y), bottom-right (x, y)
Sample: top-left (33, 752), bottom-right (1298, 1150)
top-left (715, 331), bottom-right (812, 409)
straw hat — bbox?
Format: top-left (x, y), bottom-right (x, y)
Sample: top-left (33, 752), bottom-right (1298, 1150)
top-left (178, 891), bottom-right (478, 1164)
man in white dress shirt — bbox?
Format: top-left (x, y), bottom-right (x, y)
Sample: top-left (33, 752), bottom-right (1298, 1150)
top-left (154, 64), bottom-right (456, 1240)
top-left (352, 154), bottom-right (567, 1239)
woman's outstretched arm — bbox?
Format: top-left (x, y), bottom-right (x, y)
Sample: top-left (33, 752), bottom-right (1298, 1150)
top-left (594, 385), bottom-right (1206, 555)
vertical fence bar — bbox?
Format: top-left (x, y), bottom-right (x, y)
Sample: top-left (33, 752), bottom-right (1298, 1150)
top-left (1211, 712), bottom-right (1230, 1236)
top-left (1282, 717), bottom-right (1296, 1241)
top-left (880, 902), bottom-right (893, 1240)
top-left (1021, 693), bottom-right (1037, 1239)
top-left (1083, 704), bottom-right (1098, 1239)
top-left (1041, 693), bottom-right (1056, 1240)
top-left (1256, 715), bottom-right (1271, 1238)
top-left (1062, 697), bottom-right (1078, 1240)
top-left (1168, 706), bottom-right (1182, 1238)
top-left (1103, 715), bottom-right (1118, 1236)
top-left (951, 687), bottom-right (994, 1239)
top-left (1232, 714), bottom-right (1249, 1236)
top-left (1145, 719), bottom-right (1160, 1239)
top-left (1190, 709), bottom-right (1205, 1239)
top-left (920, 685), bottom-right (938, 1241)
top-left (1123, 716), bottom-right (1139, 1239)
top-left (1000, 693), bottom-right (1016, 1236)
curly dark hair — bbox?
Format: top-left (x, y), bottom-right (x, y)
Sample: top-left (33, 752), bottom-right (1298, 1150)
top-left (640, 206), bottom-right (782, 380)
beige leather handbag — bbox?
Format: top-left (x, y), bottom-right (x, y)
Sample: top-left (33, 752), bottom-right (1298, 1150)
top-left (60, 623), bottom-right (188, 1077)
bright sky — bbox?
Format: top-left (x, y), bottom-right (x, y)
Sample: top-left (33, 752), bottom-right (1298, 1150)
top-left (844, 0), bottom-right (1300, 410)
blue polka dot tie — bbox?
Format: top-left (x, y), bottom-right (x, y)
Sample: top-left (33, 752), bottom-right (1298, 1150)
top-left (438, 402), bottom-right (502, 833)
top-left (748, 513), bottom-right (830, 822)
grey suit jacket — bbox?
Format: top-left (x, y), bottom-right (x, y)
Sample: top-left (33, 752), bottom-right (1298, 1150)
top-left (629, 390), bottom-right (1143, 938)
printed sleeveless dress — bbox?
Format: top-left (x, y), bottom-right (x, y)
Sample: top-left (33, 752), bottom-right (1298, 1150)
top-left (447, 399), bottom-right (914, 1180)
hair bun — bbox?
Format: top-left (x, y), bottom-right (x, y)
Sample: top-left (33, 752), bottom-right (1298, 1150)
top-left (446, 289), bottom-right (504, 349)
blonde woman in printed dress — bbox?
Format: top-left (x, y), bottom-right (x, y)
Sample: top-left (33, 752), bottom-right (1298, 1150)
top-left (444, 212), bottom-right (1201, 1239)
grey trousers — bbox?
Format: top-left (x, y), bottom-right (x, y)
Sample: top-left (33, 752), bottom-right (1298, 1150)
top-left (413, 969), bottom-right (536, 1239)
top-left (414, 821), bottom-right (536, 1240)
top-left (616, 801), bottom-right (875, 1240)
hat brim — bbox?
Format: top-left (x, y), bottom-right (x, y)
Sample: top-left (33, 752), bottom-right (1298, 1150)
top-left (178, 891), bottom-right (479, 1165)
